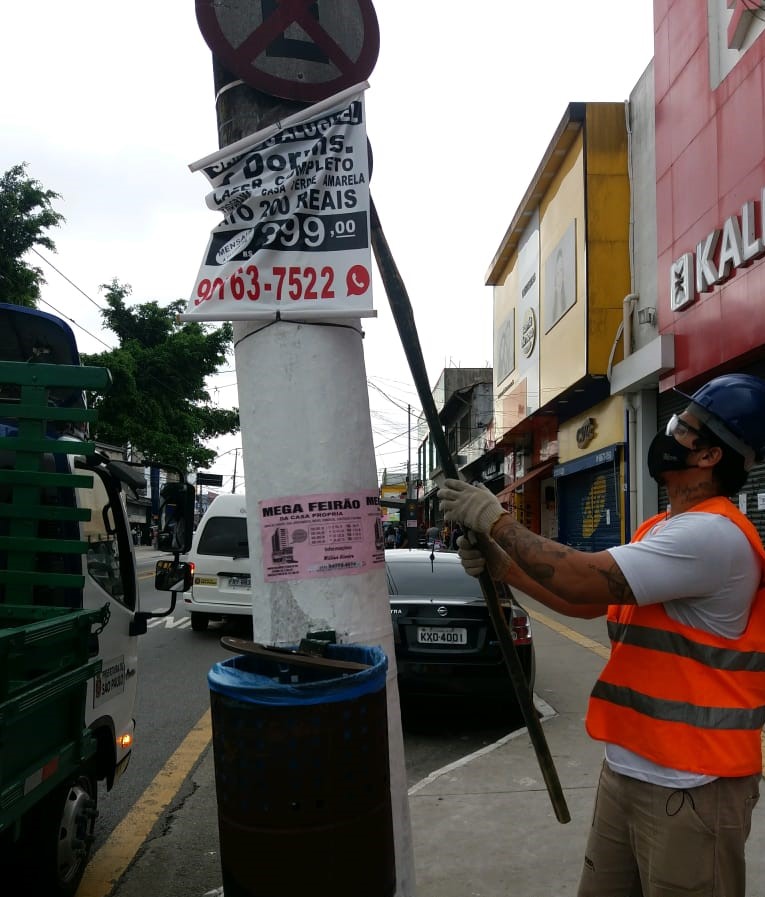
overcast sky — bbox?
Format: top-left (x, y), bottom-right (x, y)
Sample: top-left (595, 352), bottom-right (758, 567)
top-left (1, 2), bottom-right (655, 490)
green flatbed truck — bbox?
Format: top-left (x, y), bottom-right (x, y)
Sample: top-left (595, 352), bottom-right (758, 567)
top-left (0, 302), bottom-right (193, 895)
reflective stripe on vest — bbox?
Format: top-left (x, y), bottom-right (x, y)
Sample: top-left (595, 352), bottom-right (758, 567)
top-left (585, 496), bottom-right (765, 776)
top-left (607, 620), bottom-right (765, 672)
top-left (591, 680), bottom-right (765, 730)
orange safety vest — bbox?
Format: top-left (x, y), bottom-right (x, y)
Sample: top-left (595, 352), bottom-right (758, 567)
top-left (585, 496), bottom-right (765, 777)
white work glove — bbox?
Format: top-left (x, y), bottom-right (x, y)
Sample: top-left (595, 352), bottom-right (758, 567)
top-left (456, 535), bottom-right (487, 578)
top-left (438, 478), bottom-right (505, 535)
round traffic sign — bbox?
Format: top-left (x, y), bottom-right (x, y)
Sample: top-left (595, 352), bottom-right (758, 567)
top-left (195, 0), bottom-right (380, 103)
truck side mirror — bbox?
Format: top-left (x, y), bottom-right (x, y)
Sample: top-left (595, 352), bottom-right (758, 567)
top-left (154, 559), bottom-right (193, 592)
top-left (131, 557), bottom-right (193, 635)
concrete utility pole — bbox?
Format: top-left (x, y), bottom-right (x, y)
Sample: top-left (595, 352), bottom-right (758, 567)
top-left (211, 60), bottom-right (415, 896)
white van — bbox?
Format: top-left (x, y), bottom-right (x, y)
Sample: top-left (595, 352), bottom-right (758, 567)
top-left (183, 493), bottom-right (252, 631)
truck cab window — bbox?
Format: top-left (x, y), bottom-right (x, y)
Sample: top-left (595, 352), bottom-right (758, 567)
top-left (78, 468), bottom-right (136, 610)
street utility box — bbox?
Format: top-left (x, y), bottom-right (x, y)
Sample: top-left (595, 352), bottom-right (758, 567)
top-left (208, 643), bottom-right (394, 897)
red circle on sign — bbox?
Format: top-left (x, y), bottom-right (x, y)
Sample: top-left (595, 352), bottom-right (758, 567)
top-left (196, 0), bottom-right (380, 103)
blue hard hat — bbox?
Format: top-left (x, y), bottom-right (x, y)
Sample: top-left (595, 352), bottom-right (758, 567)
top-left (675, 373), bottom-right (765, 469)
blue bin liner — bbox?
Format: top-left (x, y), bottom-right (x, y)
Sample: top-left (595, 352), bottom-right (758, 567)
top-left (208, 643), bottom-right (387, 707)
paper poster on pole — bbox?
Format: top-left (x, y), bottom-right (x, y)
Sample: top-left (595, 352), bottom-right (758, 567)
top-left (181, 83), bottom-right (373, 322)
top-left (258, 490), bottom-right (385, 582)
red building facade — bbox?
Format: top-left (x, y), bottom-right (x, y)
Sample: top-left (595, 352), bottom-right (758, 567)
top-left (656, 0), bottom-right (765, 389)
top-left (653, 0), bottom-right (765, 533)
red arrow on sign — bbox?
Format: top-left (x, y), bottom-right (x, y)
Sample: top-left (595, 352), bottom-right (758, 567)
top-left (196, 0), bottom-right (380, 103)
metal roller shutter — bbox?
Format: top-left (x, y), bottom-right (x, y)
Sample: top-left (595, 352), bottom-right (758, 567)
top-left (558, 462), bottom-right (620, 552)
top-left (742, 463), bottom-right (765, 542)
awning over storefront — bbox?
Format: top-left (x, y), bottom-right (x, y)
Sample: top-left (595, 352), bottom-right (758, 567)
top-left (496, 460), bottom-right (556, 503)
top-left (553, 444), bottom-right (622, 478)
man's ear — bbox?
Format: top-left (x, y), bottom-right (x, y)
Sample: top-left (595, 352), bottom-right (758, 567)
top-left (697, 445), bottom-right (723, 467)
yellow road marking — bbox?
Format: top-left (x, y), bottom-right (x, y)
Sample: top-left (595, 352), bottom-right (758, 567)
top-left (77, 709), bottom-right (212, 897)
top-left (526, 608), bottom-right (611, 660)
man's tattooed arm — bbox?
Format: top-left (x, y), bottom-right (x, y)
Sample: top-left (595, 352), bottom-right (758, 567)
top-left (489, 513), bottom-right (636, 607)
top-left (592, 559), bottom-right (636, 604)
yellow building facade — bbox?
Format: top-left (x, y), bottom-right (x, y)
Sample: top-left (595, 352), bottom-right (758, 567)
top-left (488, 103), bottom-right (632, 548)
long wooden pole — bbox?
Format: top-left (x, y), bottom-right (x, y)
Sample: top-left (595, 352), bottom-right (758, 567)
top-left (370, 196), bottom-right (570, 824)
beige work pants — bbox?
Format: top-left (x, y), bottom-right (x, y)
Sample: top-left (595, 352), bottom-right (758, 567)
top-left (577, 761), bottom-right (760, 897)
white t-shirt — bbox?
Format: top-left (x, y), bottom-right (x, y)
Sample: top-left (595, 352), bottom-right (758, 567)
top-left (603, 511), bottom-right (762, 787)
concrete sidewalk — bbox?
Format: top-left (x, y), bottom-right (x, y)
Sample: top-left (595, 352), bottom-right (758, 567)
top-left (407, 601), bottom-right (607, 897)
top-left (408, 598), bottom-right (765, 896)
top-left (106, 595), bottom-right (765, 897)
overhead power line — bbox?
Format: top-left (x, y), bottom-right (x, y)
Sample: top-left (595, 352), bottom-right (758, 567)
top-left (367, 379), bottom-right (417, 415)
top-left (31, 248), bottom-right (107, 311)
top-left (37, 297), bottom-right (114, 350)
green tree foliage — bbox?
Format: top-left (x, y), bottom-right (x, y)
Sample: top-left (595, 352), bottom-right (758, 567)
top-left (0, 163), bottom-right (64, 307)
top-left (82, 281), bottom-right (239, 471)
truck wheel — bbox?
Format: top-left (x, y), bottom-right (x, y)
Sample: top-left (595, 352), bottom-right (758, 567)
top-left (26, 768), bottom-right (98, 897)
top-left (191, 612), bottom-right (209, 631)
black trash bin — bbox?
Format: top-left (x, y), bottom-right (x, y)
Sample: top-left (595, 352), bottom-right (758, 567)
top-left (208, 644), bottom-right (395, 897)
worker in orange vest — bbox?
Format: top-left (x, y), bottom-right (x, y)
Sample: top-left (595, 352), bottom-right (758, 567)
top-left (439, 373), bottom-right (765, 897)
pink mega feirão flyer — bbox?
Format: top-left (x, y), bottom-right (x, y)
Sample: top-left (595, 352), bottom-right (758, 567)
top-left (258, 490), bottom-right (385, 582)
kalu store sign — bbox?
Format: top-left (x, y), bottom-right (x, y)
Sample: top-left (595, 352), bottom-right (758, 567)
top-left (670, 192), bottom-right (765, 312)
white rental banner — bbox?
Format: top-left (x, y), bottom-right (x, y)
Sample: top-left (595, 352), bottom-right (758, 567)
top-left (181, 83), bottom-right (373, 322)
